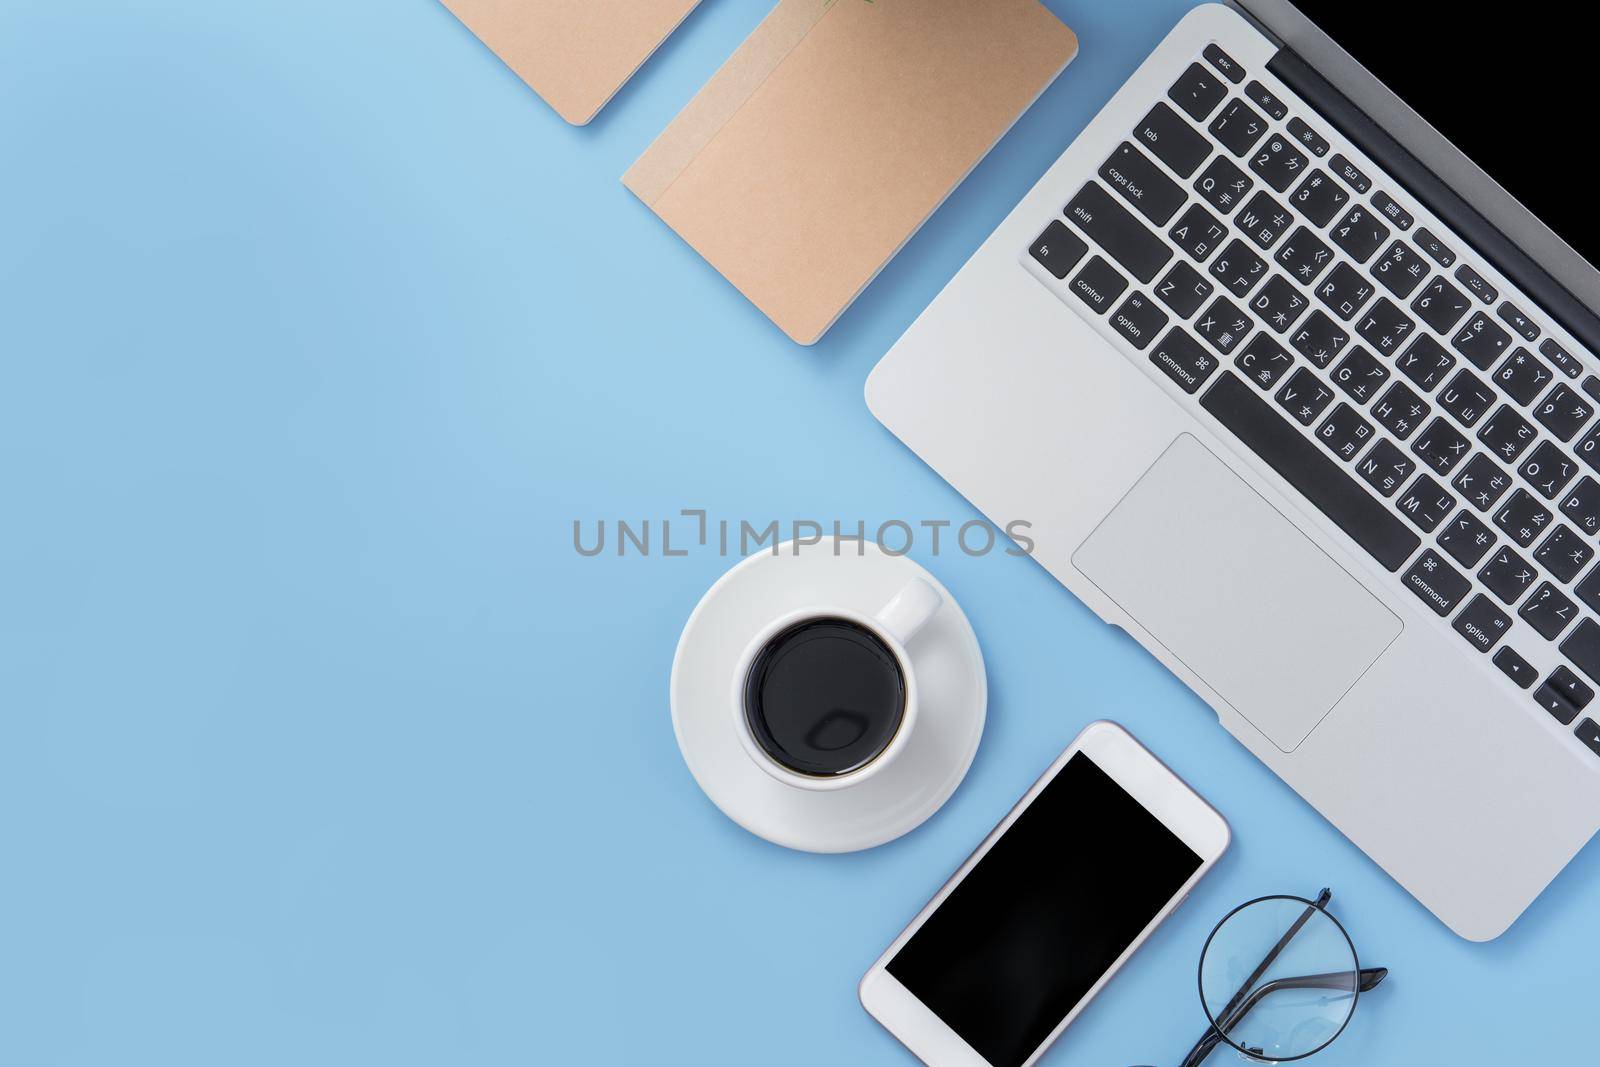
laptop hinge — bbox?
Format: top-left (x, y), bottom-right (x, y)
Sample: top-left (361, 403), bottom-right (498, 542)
top-left (1268, 47), bottom-right (1600, 361)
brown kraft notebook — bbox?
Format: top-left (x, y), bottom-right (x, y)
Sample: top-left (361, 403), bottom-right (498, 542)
top-left (624, 0), bottom-right (1078, 345)
top-left (439, 0), bottom-right (703, 126)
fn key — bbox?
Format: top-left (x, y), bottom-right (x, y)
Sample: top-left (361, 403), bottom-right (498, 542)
top-left (1028, 220), bottom-right (1088, 279)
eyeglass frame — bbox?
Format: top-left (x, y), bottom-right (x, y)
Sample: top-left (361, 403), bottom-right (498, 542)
top-left (1176, 888), bottom-right (1388, 1067)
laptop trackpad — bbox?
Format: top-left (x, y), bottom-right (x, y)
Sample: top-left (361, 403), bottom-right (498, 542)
top-left (1073, 434), bottom-right (1401, 752)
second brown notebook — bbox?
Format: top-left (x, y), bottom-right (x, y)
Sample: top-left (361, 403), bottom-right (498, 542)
top-left (624, 0), bottom-right (1078, 345)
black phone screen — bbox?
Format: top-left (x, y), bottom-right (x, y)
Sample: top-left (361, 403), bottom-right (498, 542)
top-left (886, 752), bottom-right (1201, 1067)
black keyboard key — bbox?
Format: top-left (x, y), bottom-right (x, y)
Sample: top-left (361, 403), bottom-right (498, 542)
top-left (1518, 440), bottom-right (1578, 499)
top-left (1584, 376), bottom-right (1600, 404)
top-left (1372, 190), bottom-right (1414, 230)
top-left (1065, 183), bottom-right (1173, 284)
top-left (1479, 545), bottom-right (1538, 605)
top-left (1497, 302), bottom-right (1540, 342)
top-left (1578, 565), bottom-right (1600, 616)
top-left (1149, 327), bottom-right (1219, 393)
top-left (1276, 226), bottom-right (1335, 286)
top-left (1536, 524), bottom-right (1593, 583)
top-left (1478, 404), bottom-right (1539, 464)
top-left (1289, 170), bottom-right (1348, 226)
top-left (1493, 347), bottom-right (1554, 406)
top-left (1556, 666), bottom-right (1599, 709)
top-left (1356, 298), bottom-right (1416, 357)
top-left (1289, 310), bottom-right (1350, 368)
top-left (1329, 153), bottom-right (1371, 193)
top-left (1316, 402), bottom-right (1374, 462)
top-left (1168, 62), bottom-right (1227, 121)
top-left (1372, 380), bottom-right (1430, 440)
top-left (1357, 438), bottom-right (1414, 497)
top-left (1316, 263), bottom-right (1376, 321)
top-left (1029, 220), bottom-right (1088, 279)
top-left (1562, 619), bottom-right (1600, 687)
top-left (1069, 255), bottom-right (1128, 314)
top-left (1560, 475), bottom-right (1600, 535)
top-left (1397, 474), bottom-right (1455, 533)
top-left (1209, 99), bottom-right (1269, 157)
top-left (1286, 117), bottom-right (1329, 157)
top-left (1535, 681), bottom-right (1584, 725)
top-left (1110, 291), bottom-right (1169, 350)
top-left (1450, 311), bottom-right (1512, 371)
top-left (1135, 102), bottom-right (1212, 178)
top-left (1403, 549), bottom-right (1470, 615)
top-left (1454, 263), bottom-right (1498, 304)
top-left (1210, 239), bottom-right (1268, 298)
top-left (1411, 416), bottom-right (1471, 475)
top-left (1203, 43), bottom-right (1245, 83)
top-left (1154, 261), bottom-right (1214, 318)
top-left (1453, 453), bottom-right (1512, 512)
top-left (1539, 337), bottom-right (1582, 379)
top-left (1372, 240), bottom-right (1429, 298)
top-left (1276, 366), bottom-right (1335, 425)
top-left (1331, 346), bottom-right (1389, 404)
top-left (1330, 205), bottom-right (1390, 264)
top-left (1437, 509), bottom-right (1496, 568)
top-left (1411, 275), bottom-right (1472, 334)
top-left (1099, 142), bottom-right (1188, 225)
top-left (1244, 79), bottom-right (1288, 120)
top-left (1577, 423), bottom-right (1600, 474)
top-left (1414, 227), bottom-right (1456, 268)
top-left (1396, 334), bottom-right (1455, 392)
top-left (1437, 369), bottom-right (1495, 427)
top-left (1195, 295), bottom-right (1251, 355)
top-left (1520, 581), bottom-right (1578, 640)
top-left (1576, 718), bottom-right (1600, 758)
top-left (1250, 276), bottom-right (1310, 334)
top-left (1235, 331), bottom-right (1295, 390)
top-left (1194, 157), bottom-right (1254, 215)
top-left (1494, 488), bottom-right (1554, 548)
top-left (1533, 382), bottom-right (1594, 441)
top-left (1236, 191), bottom-right (1292, 249)
top-left (1250, 134), bottom-right (1309, 192)
top-left (1169, 203), bottom-right (1229, 262)
top-left (1201, 372), bottom-right (1420, 571)
top-left (1453, 593), bottom-right (1510, 652)
top-left (1494, 645), bottom-right (1537, 688)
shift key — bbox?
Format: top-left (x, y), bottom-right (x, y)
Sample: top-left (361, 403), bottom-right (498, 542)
top-left (1065, 182), bottom-right (1173, 284)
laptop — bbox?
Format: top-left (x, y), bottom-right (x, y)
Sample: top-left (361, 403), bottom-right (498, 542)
top-left (867, 1), bottom-right (1600, 941)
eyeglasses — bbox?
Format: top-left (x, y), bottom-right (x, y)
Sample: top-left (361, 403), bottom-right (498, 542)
top-left (1139, 888), bottom-right (1389, 1066)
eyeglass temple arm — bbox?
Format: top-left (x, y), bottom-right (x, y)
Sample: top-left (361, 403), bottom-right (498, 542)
top-left (1211, 889), bottom-right (1332, 1031)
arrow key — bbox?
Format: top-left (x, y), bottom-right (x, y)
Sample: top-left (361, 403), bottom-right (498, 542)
top-left (1549, 665), bottom-right (1593, 709)
top-left (1575, 718), bottom-right (1600, 759)
top-left (1534, 680), bottom-right (1583, 725)
top-left (1492, 646), bottom-right (1536, 689)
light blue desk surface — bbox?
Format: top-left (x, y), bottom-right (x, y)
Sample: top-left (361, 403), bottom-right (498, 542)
top-left (3, 1), bottom-right (1595, 1063)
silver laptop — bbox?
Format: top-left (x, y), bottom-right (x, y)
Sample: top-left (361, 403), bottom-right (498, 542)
top-left (867, 1), bottom-right (1600, 941)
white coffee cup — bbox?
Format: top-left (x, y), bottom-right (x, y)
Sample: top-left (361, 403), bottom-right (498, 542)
top-left (731, 578), bottom-right (943, 791)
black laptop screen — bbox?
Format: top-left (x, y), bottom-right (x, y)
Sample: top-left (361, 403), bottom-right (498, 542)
top-left (1292, 3), bottom-right (1595, 266)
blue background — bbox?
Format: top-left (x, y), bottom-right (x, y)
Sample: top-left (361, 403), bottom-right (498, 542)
top-left (2, 0), bottom-right (1594, 1063)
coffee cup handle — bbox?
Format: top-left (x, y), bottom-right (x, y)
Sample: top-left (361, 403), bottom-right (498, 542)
top-left (873, 579), bottom-right (943, 647)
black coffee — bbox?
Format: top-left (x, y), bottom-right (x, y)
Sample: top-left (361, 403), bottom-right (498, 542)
top-left (743, 617), bottom-right (907, 778)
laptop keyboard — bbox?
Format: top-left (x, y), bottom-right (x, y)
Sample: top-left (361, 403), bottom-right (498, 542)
top-left (1026, 45), bottom-right (1600, 761)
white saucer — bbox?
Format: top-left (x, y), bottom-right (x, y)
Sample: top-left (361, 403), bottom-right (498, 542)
top-left (670, 540), bottom-right (987, 853)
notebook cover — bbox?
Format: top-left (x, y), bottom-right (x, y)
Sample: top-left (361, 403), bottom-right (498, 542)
top-left (623, 0), bottom-right (1078, 345)
top-left (439, 0), bottom-right (702, 126)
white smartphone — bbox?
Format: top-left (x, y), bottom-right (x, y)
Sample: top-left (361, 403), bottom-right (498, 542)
top-left (859, 721), bottom-right (1229, 1067)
